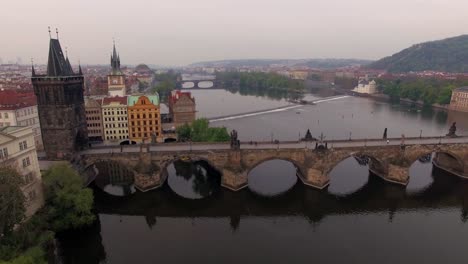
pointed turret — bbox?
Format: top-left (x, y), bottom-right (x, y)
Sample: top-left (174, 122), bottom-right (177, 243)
top-left (31, 64), bottom-right (36, 77)
top-left (65, 56), bottom-right (74, 75)
top-left (78, 64), bottom-right (83, 75)
top-left (110, 41), bottom-right (122, 75)
top-left (47, 38), bottom-right (72, 76)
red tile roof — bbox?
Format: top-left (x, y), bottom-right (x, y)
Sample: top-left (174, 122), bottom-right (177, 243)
top-left (0, 90), bottom-right (37, 110)
top-left (102, 96), bottom-right (127, 106)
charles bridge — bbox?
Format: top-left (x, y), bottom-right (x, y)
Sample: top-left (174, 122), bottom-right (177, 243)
top-left (76, 135), bottom-right (468, 192)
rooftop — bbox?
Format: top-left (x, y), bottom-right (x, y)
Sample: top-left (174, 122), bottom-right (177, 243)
top-left (102, 96), bottom-right (128, 106)
top-left (454, 87), bottom-right (468, 92)
top-left (128, 94), bottom-right (160, 106)
top-left (0, 91), bottom-right (37, 110)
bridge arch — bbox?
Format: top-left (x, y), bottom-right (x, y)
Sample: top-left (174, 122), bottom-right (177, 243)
top-left (325, 151), bottom-right (387, 177)
top-left (162, 155), bottom-right (223, 199)
top-left (246, 157), bottom-right (306, 178)
top-left (246, 158), bottom-right (302, 196)
top-left (89, 159), bottom-right (136, 196)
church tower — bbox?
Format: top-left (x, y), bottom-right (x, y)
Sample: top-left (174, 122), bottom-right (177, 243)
top-left (107, 42), bottom-right (126, 97)
top-left (31, 34), bottom-right (89, 160)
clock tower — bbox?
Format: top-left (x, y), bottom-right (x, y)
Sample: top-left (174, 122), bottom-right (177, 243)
top-left (108, 42), bottom-right (126, 97)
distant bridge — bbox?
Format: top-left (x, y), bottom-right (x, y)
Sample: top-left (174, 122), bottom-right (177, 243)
top-left (177, 74), bottom-right (220, 89)
top-left (77, 136), bottom-right (468, 192)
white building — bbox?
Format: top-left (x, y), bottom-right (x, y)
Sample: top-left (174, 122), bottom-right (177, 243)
top-left (0, 126), bottom-right (44, 217)
top-left (352, 79), bottom-right (378, 94)
top-left (102, 96), bottom-right (129, 142)
top-left (0, 91), bottom-right (43, 150)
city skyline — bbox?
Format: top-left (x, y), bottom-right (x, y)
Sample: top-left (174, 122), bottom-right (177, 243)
top-left (2, 0), bottom-right (468, 66)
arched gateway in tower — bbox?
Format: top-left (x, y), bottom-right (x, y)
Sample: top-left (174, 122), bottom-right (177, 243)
top-left (31, 35), bottom-right (89, 160)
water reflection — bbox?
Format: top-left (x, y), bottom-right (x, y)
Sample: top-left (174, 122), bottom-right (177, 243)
top-left (167, 160), bottom-right (221, 199)
top-left (94, 161), bottom-right (136, 196)
top-left (328, 156), bottom-right (369, 197)
top-left (247, 159), bottom-right (298, 197)
top-left (407, 153), bottom-right (434, 194)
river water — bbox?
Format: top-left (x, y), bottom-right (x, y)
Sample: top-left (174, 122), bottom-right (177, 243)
top-left (58, 89), bottom-right (468, 264)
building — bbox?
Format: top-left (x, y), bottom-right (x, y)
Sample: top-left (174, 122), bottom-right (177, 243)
top-left (107, 43), bottom-right (126, 97)
top-left (128, 95), bottom-right (162, 143)
top-left (85, 97), bottom-right (104, 141)
top-left (0, 126), bottom-right (44, 217)
top-left (102, 96), bottom-right (129, 142)
top-left (449, 87), bottom-right (468, 112)
top-left (0, 90), bottom-right (43, 150)
top-left (168, 90), bottom-right (196, 128)
top-left (289, 70), bottom-right (309, 80)
top-left (31, 37), bottom-right (88, 159)
top-left (352, 79), bottom-right (378, 94)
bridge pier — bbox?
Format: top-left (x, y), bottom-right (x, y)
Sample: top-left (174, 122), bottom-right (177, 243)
top-left (299, 168), bottom-right (330, 189)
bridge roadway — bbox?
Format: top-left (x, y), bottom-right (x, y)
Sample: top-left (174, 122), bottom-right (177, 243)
top-left (82, 136), bottom-right (468, 154)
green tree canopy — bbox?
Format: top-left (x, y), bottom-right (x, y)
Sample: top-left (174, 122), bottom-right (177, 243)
top-left (42, 163), bottom-right (95, 232)
top-left (176, 119), bottom-right (230, 142)
top-left (0, 166), bottom-right (25, 236)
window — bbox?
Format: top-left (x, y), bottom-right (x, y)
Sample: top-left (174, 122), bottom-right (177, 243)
top-left (0, 148), bottom-right (8, 159)
top-left (19, 140), bottom-right (27, 151)
top-left (4, 113), bottom-right (8, 118)
top-left (24, 172), bottom-right (34, 185)
top-left (22, 157), bottom-right (31, 168)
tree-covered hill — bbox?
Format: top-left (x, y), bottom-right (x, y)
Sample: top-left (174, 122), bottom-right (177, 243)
top-left (368, 35), bottom-right (468, 73)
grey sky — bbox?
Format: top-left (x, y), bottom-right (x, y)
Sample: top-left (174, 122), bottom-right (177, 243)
top-left (2, 0), bottom-right (468, 66)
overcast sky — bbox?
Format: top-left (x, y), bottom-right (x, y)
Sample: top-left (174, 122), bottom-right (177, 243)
top-left (1, 0), bottom-right (468, 66)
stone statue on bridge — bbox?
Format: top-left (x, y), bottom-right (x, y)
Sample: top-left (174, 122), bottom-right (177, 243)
top-left (447, 122), bottom-right (457, 137)
top-left (230, 130), bottom-right (240, 150)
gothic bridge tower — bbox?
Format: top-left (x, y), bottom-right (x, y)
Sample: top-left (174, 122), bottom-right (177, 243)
top-left (31, 34), bottom-right (89, 160)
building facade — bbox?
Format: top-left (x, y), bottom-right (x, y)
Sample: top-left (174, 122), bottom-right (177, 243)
top-left (107, 43), bottom-right (126, 97)
top-left (449, 87), bottom-right (468, 112)
top-left (0, 90), bottom-right (43, 150)
top-left (352, 79), bottom-right (378, 94)
top-left (102, 96), bottom-right (129, 142)
top-left (85, 97), bottom-right (104, 141)
top-left (169, 91), bottom-right (196, 128)
top-left (31, 37), bottom-right (88, 159)
top-left (0, 126), bottom-right (44, 217)
top-left (128, 95), bottom-right (162, 143)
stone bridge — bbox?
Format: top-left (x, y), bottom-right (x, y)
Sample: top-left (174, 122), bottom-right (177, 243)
top-left (78, 142), bottom-right (468, 192)
top-left (177, 79), bottom-right (220, 89)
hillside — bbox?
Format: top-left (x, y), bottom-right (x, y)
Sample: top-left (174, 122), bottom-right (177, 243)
top-left (190, 58), bottom-right (372, 69)
top-left (368, 35), bottom-right (468, 73)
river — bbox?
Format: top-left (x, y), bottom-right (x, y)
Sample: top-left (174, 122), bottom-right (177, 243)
top-left (57, 89), bottom-right (468, 264)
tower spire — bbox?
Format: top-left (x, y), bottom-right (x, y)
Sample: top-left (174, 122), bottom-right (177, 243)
top-left (48, 26), bottom-right (51, 39)
top-left (31, 58), bottom-right (36, 77)
top-left (56, 28), bottom-right (59, 39)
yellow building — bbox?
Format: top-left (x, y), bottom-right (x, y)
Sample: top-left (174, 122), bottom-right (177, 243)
top-left (102, 96), bottom-right (129, 142)
top-left (449, 87), bottom-right (468, 112)
top-left (289, 70), bottom-right (309, 80)
top-left (127, 95), bottom-right (162, 143)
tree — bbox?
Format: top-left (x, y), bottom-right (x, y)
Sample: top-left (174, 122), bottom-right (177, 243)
top-left (176, 123), bottom-right (192, 142)
top-left (176, 119), bottom-right (230, 142)
top-left (42, 164), bottom-right (95, 232)
top-left (0, 166), bottom-right (25, 236)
